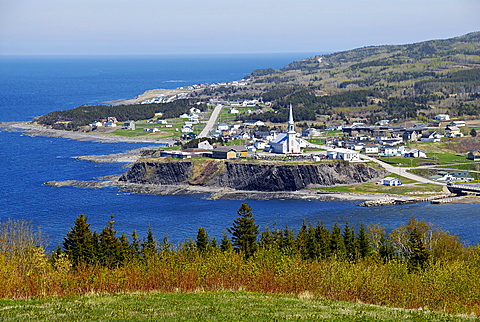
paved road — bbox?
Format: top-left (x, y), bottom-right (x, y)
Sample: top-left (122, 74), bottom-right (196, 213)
top-left (360, 154), bottom-right (445, 186)
top-left (198, 104), bottom-right (223, 138)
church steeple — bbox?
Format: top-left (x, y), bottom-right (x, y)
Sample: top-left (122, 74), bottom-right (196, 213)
top-left (287, 104), bottom-right (295, 134)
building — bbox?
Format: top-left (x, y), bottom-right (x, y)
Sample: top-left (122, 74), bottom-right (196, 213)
top-left (123, 121), bottom-right (135, 130)
top-left (379, 177), bottom-right (402, 186)
top-left (467, 150), bottom-right (480, 161)
top-left (434, 114), bottom-right (450, 121)
top-left (269, 105), bottom-right (303, 154)
top-left (212, 146), bottom-right (248, 159)
top-left (326, 148), bottom-right (361, 162)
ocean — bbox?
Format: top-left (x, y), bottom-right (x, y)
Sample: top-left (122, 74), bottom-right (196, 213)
top-left (1, 54), bottom-right (479, 249)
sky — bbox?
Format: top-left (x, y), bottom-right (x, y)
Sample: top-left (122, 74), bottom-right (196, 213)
top-left (0, 0), bottom-right (479, 55)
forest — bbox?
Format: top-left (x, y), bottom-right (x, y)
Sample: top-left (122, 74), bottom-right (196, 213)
top-left (1, 203), bottom-right (480, 315)
top-left (36, 99), bottom-right (204, 131)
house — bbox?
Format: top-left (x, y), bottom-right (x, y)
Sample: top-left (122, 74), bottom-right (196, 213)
top-left (302, 128), bottom-right (322, 137)
top-left (434, 114), bottom-right (450, 121)
top-left (123, 120), bottom-right (135, 130)
top-left (445, 125), bottom-right (463, 138)
top-left (361, 143), bottom-right (379, 154)
top-left (404, 149), bottom-right (427, 158)
top-left (212, 145), bottom-right (248, 159)
top-left (326, 148), bottom-right (361, 162)
top-left (217, 123), bottom-right (230, 131)
top-left (379, 177), bottom-right (402, 186)
top-left (157, 119), bottom-right (168, 124)
top-left (451, 120), bottom-right (466, 127)
top-left (381, 145), bottom-right (400, 156)
top-left (402, 130), bottom-right (419, 142)
top-left (244, 120), bottom-right (265, 127)
top-left (253, 140), bottom-right (266, 150)
top-left (429, 171), bottom-right (474, 183)
top-left (467, 150), bottom-right (480, 161)
top-left (198, 140), bottom-right (214, 150)
top-left (420, 131), bottom-right (442, 142)
top-left (91, 121), bottom-right (103, 128)
top-left (228, 108), bottom-right (239, 114)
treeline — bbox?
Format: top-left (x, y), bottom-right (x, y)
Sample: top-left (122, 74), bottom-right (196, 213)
top-left (2, 204), bottom-right (480, 314)
top-left (36, 100), bottom-right (203, 130)
top-left (59, 204), bottom-right (465, 273)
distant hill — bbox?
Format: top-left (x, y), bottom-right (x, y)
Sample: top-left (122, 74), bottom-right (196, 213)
top-left (239, 31), bottom-right (480, 124)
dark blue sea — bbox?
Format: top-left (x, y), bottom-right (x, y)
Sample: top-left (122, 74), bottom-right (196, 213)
top-left (1, 54), bottom-right (479, 249)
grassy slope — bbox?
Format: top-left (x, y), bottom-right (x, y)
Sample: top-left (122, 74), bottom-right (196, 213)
top-left (0, 292), bottom-right (475, 321)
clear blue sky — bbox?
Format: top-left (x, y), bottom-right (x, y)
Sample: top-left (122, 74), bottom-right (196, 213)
top-left (1, 0), bottom-right (479, 55)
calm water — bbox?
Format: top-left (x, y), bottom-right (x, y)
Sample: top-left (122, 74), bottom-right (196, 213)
top-left (1, 54), bottom-right (479, 248)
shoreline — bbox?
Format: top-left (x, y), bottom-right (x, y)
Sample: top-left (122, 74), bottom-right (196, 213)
top-left (0, 121), bottom-right (175, 145)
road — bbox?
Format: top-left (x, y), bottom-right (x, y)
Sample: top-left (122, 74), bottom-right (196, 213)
top-left (198, 104), bottom-right (223, 138)
top-left (360, 154), bottom-right (445, 186)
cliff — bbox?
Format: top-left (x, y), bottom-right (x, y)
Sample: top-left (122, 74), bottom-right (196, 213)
top-left (118, 159), bottom-right (386, 192)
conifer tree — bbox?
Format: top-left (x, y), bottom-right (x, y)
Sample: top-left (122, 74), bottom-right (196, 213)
top-left (330, 222), bottom-right (346, 259)
top-left (357, 223), bottom-right (372, 259)
top-left (343, 222), bottom-right (357, 261)
top-left (315, 221), bottom-right (331, 259)
top-left (281, 224), bottom-right (296, 255)
top-left (128, 229), bottom-right (141, 261)
top-left (296, 220), bottom-right (310, 260)
top-left (220, 232), bottom-right (232, 252)
top-left (62, 214), bottom-right (96, 267)
top-left (407, 228), bottom-right (430, 272)
top-left (259, 227), bottom-right (275, 250)
top-left (141, 226), bottom-right (158, 259)
top-left (227, 203), bottom-right (259, 258)
top-left (196, 227), bottom-right (209, 253)
top-left (98, 215), bottom-right (121, 268)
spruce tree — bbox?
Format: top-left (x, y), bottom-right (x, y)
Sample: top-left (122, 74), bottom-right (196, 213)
top-left (141, 226), bottom-right (158, 259)
top-left (343, 222), bottom-right (357, 261)
top-left (330, 222), bottom-right (346, 259)
top-left (220, 232), bottom-right (233, 252)
top-left (98, 215), bottom-right (121, 268)
top-left (227, 203), bottom-right (259, 258)
top-left (196, 227), bottom-right (209, 253)
top-left (357, 223), bottom-right (372, 259)
top-left (62, 214), bottom-right (96, 267)
top-left (407, 228), bottom-right (430, 272)
top-left (315, 221), bottom-right (331, 259)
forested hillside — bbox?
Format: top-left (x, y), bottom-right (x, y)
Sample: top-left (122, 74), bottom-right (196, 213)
top-left (239, 31), bottom-right (480, 123)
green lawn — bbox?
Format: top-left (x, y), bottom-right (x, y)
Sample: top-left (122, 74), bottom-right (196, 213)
top-left (316, 182), bottom-right (444, 195)
top-left (0, 292), bottom-right (474, 321)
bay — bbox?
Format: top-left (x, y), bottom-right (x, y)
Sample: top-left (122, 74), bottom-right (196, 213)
top-left (1, 54), bottom-right (479, 249)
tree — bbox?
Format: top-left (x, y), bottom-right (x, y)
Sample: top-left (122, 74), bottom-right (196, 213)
top-left (220, 232), bottom-right (232, 252)
top-left (357, 223), bottom-right (372, 259)
top-left (196, 227), bottom-right (209, 253)
top-left (97, 215), bottom-right (122, 268)
top-left (407, 228), bottom-right (430, 272)
top-left (470, 128), bottom-right (477, 137)
top-left (330, 222), bottom-right (346, 259)
top-left (227, 203), bottom-right (259, 258)
top-left (62, 214), bottom-right (96, 267)
top-left (141, 226), bottom-right (158, 259)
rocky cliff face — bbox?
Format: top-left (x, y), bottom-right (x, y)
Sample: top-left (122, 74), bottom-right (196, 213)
top-left (119, 159), bottom-right (385, 192)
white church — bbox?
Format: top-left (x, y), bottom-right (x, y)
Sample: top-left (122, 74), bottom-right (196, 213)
top-left (268, 105), bottom-right (306, 154)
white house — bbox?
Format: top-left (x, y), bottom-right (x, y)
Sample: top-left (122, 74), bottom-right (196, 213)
top-left (217, 123), bottom-right (230, 131)
top-left (379, 177), bottom-right (402, 186)
top-left (451, 120), bottom-right (466, 127)
top-left (253, 140), bottom-right (266, 150)
top-left (434, 114), bottom-right (450, 121)
top-left (244, 120), bottom-right (265, 127)
top-left (445, 125), bottom-right (463, 138)
top-left (404, 149), bottom-right (427, 158)
top-left (420, 131), bottom-right (442, 142)
top-left (327, 148), bottom-right (361, 162)
top-left (198, 140), bottom-right (214, 150)
top-left (229, 108), bottom-right (239, 114)
top-left (269, 105), bottom-right (302, 154)
top-left (381, 145), bottom-right (400, 156)
top-left (361, 143), bottom-right (379, 154)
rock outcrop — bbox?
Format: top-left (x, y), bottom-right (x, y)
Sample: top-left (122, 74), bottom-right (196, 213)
top-left (119, 159), bottom-right (386, 192)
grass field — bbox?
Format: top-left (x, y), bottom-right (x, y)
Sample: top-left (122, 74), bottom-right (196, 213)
top-left (0, 292), bottom-right (475, 321)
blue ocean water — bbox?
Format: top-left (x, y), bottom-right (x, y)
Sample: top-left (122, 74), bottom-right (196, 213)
top-left (1, 54), bottom-right (480, 248)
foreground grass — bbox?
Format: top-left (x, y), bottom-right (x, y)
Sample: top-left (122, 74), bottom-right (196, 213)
top-left (0, 291), bottom-right (475, 321)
